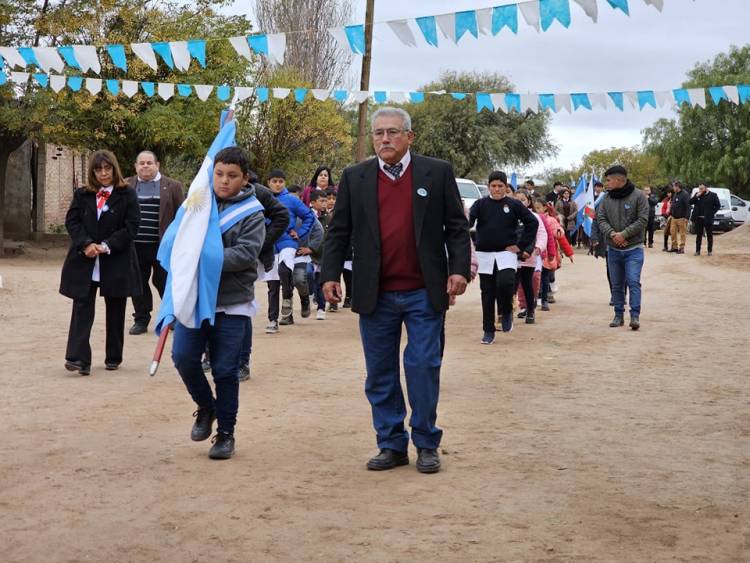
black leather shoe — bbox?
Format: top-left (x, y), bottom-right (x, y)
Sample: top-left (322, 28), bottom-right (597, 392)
top-left (610, 314), bottom-right (624, 328)
top-left (525, 313), bottom-right (535, 324)
top-left (129, 323), bottom-right (148, 335)
top-left (208, 432), bottom-right (235, 460)
top-left (366, 449), bottom-right (409, 471)
top-left (65, 360), bottom-right (90, 375)
top-left (343, 297), bottom-right (352, 308)
top-left (191, 406), bottom-right (216, 442)
top-left (630, 315), bottom-right (640, 331)
top-left (105, 362), bottom-right (119, 371)
top-left (416, 448), bottom-right (441, 474)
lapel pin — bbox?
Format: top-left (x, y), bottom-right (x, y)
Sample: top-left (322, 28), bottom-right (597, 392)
top-left (417, 188), bottom-right (428, 197)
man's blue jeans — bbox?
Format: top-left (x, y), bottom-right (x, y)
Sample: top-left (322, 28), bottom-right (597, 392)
top-left (607, 246), bottom-right (644, 316)
top-left (238, 317), bottom-right (253, 369)
top-left (358, 288), bottom-right (443, 452)
top-left (172, 313), bottom-right (246, 435)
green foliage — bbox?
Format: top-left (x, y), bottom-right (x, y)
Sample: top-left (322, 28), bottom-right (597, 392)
top-left (643, 45), bottom-right (750, 197)
top-left (401, 71), bottom-right (556, 180)
top-left (237, 67), bottom-right (356, 187)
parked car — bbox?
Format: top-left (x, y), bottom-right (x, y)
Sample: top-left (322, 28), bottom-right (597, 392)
top-left (688, 187), bottom-right (735, 233)
top-left (729, 194), bottom-right (748, 225)
top-left (456, 178), bottom-right (482, 235)
top-left (477, 183), bottom-right (489, 197)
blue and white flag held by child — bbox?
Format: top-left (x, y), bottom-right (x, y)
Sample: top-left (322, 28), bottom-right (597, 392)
top-left (154, 113), bottom-right (236, 335)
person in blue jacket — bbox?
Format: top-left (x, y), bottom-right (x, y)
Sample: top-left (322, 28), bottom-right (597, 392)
top-left (266, 169), bottom-right (315, 331)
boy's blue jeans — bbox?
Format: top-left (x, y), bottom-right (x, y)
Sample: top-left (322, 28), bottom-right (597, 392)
top-left (172, 313), bottom-right (246, 435)
top-left (238, 317), bottom-right (252, 369)
top-left (307, 263), bottom-right (325, 311)
top-left (607, 246), bottom-right (644, 316)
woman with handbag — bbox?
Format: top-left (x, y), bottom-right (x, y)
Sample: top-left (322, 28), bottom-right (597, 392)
top-left (59, 150), bottom-right (141, 375)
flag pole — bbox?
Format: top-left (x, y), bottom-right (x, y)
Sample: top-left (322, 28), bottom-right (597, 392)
top-left (149, 324), bottom-right (172, 376)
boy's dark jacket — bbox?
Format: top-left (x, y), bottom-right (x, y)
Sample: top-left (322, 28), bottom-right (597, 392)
top-left (253, 183), bottom-right (289, 271)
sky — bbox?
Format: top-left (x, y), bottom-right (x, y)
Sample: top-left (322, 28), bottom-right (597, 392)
top-left (227, 0), bottom-right (748, 175)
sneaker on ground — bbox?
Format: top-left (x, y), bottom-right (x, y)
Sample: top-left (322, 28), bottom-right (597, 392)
top-left (328, 303), bottom-right (338, 313)
top-left (501, 313), bottom-right (513, 333)
top-left (549, 282), bottom-right (558, 293)
top-left (481, 332), bottom-right (495, 345)
top-left (316, 309), bottom-right (326, 320)
top-left (279, 314), bottom-right (294, 326)
top-left (517, 309), bottom-right (527, 319)
top-left (301, 300), bottom-right (311, 318)
top-left (281, 298), bottom-right (293, 317)
top-left (208, 432), bottom-right (235, 460)
top-left (265, 320), bottom-right (279, 334)
top-left (238, 363), bottom-right (250, 382)
top-left (201, 357), bottom-right (211, 372)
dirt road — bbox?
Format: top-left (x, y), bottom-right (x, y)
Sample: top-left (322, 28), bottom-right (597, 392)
top-left (1, 230), bottom-right (748, 562)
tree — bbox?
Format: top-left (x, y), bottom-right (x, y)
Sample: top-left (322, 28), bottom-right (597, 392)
top-left (401, 71), bottom-right (556, 181)
top-left (643, 44), bottom-right (750, 198)
top-left (237, 67), bottom-right (355, 186)
top-left (254, 0), bottom-right (352, 88)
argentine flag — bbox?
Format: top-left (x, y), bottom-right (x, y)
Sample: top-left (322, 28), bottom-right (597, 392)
top-left (154, 112), bottom-right (236, 335)
top-left (572, 172), bottom-right (596, 237)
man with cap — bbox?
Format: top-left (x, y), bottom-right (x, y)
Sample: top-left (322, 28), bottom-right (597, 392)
top-left (596, 165), bottom-right (649, 330)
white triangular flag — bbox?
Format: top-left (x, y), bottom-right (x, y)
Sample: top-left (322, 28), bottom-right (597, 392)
top-left (312, 89), bottom-right (331, 101)
top-left (655, 90), bottom-right (672, 108)
top-left (625, 91), bottom-right (638, 110)
top-left (521, 93), bottom-right (538, 112)
top-left (725, 85), bottom-right (739, 105)
top-left (490, 93), bottom-right (505, 112)
top-left (50, 74), bottom-right (66, 92)
top-left (170, 41), bottom-right (191, 71)
top-left (328, 28), bottom-right (350, 53)
top-left (477, 8), bottom-right (493, 35)
top-left (85, 78), bottom-right (102, 95)
top-left (573, 0), bottom-right (598, 22)
top-left (272, 88), bottom-right (290, 99)
top-left (122, 80), bottom-right (139, 98)
top-left (436, 13), bottom-right (456, 43)
top-left (554, 94), bottom-right (572, 113)
top-left (0, 47), bottom-right (27, 69)
top-left (643, 0), bottom-right (664, 11)
top-left (268, 33), bottom-right (286, 64)
top-left (352, 91), bottom-right (370, 104)
top-left (32, 47), bottom-right (65, 73)
top-left (590, 93), bottom-right (608, 109)
top-left (387, 20), bottom-right (417, 47)
top-left (73, 45), bottom-right (101, 74)
top-left (229, 36), bottom-right (252, 61)
top-left (131, 43), bottom-right (158, 71)
top-left (158, 82), bottom-right (174, 100)
top-left (10, 72), bottom-right (30, 85)
top-left (389, 91), bottom-right (408, 104)
top-left (195, 84), bottom-right (213, 101)
top-left (519, 2), bottom-right (541, 32)
top-left (233, 86), bottom-right (254, 102)
top-left (687, 88), bottom-right (706, 108)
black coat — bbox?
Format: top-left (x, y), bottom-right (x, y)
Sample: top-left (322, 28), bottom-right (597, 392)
top-left (321, 154), bottom-right (471, 315)
top-left (670, 189), bottom-right (691, 219)
top-left (59, 187), bottom-right (142, 299)
top-left (690, 190), bottom-right (721, 222)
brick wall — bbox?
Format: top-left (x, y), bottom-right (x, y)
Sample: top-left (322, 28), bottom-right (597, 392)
top-left (42, 145), bottom-right (87, 233)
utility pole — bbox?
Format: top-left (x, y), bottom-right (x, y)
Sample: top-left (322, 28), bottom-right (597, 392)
top-left (355, 0), bottom-right (375, 162)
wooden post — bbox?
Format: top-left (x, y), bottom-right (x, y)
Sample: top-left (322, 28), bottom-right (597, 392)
top-left (355, 0), bottom-right (375, 162)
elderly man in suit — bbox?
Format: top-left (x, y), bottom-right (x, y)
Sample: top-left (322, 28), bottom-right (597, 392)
top-left (126, 151), bottom-right (184, 335)
top-left (322, 107), bottom-right (471, 474)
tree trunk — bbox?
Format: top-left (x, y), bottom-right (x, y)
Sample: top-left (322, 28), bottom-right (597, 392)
top-left (0, 135), bottom-right (28, 257)
top-left (355, 0), bottom-right (375, 162)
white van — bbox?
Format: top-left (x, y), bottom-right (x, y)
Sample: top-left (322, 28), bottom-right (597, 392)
top-left (729, 194), bottom-right (748, 225)
top-left (689, 187), bottom-right (734, 232)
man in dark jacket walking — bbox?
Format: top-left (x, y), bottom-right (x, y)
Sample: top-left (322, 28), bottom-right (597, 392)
top-left (690, 184), bottom-right (721, 256)
top-left (643, 186), bottom-right (658, 248)
top-left (669, 181), bottom-right (691, 254)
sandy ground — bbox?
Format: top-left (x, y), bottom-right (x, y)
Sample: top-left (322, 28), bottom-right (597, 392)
top-left (1, 228), bottom-right (748, 562)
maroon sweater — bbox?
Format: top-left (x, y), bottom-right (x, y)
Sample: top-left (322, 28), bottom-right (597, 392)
top-left (377, 168), bottom-right (425, 292)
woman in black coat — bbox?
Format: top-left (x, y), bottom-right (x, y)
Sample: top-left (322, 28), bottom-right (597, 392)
top-left (60, 150), bottom-right (141, 375)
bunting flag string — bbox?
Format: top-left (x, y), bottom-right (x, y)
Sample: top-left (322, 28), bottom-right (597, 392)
top-left (1, 68), bottom-right (745, 114)
top-left (0, 0), bottom-right (689, 76)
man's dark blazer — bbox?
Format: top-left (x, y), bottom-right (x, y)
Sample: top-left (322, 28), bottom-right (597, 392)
top-left (59, 186), bottom-right (142, 300)
top-left (126, 175), bottom-right (184, 239)
top-left (321, 153), bottom-right (471, 315)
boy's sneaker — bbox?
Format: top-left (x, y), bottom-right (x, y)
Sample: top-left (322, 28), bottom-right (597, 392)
top-left (191, 406), bottom-right (216, 442)
top-left (208, 432), bottom-right (235, 460)
top-left (201, 356), bottom-right (211, 372)
top-left (501, 313), bottom-right (513, 333)
top-left (517, 308), bottom-right (527, 319)
top-left (547, 295), bottom-right (556, 304)
top-left (301, 299), bottom-right (311, 318)
top-left (316, 309), bottom-right (326, 320)
top-left (549, 282), bottom-right (559, 293)
top-left (541, 301), bottom-right (550, 311)
top-left (343, 297), bottom-right (352, 308)
top-left (328, 303), bottom-right (338, 313)
top-left (481, 332), bottom-right (495, 345)
top-left (238, 363), bottom-right (250, 382)
top-left (525, 313), bottom-right (536, 324)
top-left (279, 313), bottom-right (294, 325)
top-left (265, 321), bottom-right (279, 334)
top-left (281, 298), bottom-right (293, 317)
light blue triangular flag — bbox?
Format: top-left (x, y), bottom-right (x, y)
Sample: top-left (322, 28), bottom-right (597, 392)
top-left (451, 92), bottom-right (467, 101)
top-left (67, 76), bottom-right (83, 92)
top-left (33, 73), bottom-right (49, 87)
top-left (141, 81), bottom-right (155, 97)
top-left (415, 16), bottom-right (438, 47)
top-left (608, 92), bottom-right (624, 111)
top-left (672, 88), bottom-right (691, 106)
top-left (637, 90), bottom-right (656, 109)
top-left (177, 84), bottom-right (192, 97)
top-left (151, 42), bottom-right (174, 69)
top-left (57, 46), bottom-right (80, 69)
top-left (409, 92), bottom-right (425, 103)
top-left (106, 45), bottom-right (127, 71)
top-left (344, 25), bottom-right (366, 54)
top-left (106, 79), bottom-right (120, 95)
top-left (18, 47), bottom-right (39, 67)
top-left (476, 92), bottom-right (493, 112)
top-left (540, 0), bottom-right (572, 31)
top-left (216, 85), bottom-right (231, 101)
top-left (455, 10), bottom-right (478, 41)
top-left (373, 91), bottom-right (387, 103)
top-left (505, 93), bottom-right (521, 112)
top-left (571, 93), bottom-right (592, 111)
top-left (294, 88), bottom-right (308, 103)
top-left (333, 90), bottom-right (348, 103)
top-left (492, 5), bottom-right (518, 35)
top-left (256, 87), bottom-right (269, 102)
top-left (248, 34), bottom-right (269, 55)
top-left (708, 86), bottom-right (728, 105)
top-left (187, 40), bottom-right (207, 68)
top-left (539, 93), bottom-right (556, 112)
top-left (737, 85), bottom-right (750, 104)
top-left (607, 0), bottom-right (629, 15)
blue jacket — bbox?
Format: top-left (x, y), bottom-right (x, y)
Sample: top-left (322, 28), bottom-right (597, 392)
top-left (273, 188), bottom-right (315, 252)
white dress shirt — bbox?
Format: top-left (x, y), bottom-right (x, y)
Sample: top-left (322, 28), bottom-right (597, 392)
top-left (92, 186), bottom-right (113, 283)
top-left (377, 151), bottom-right (412, 181)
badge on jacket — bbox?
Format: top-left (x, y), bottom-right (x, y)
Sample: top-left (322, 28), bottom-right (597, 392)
top-left (503, 205), bottom-right (510, 213)
top-left (417, 188), bottom-right (428, 197)
top-left (102, 205), bottom-right (109, 212)
top-left (624, 204), bottom-right (631, 210)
